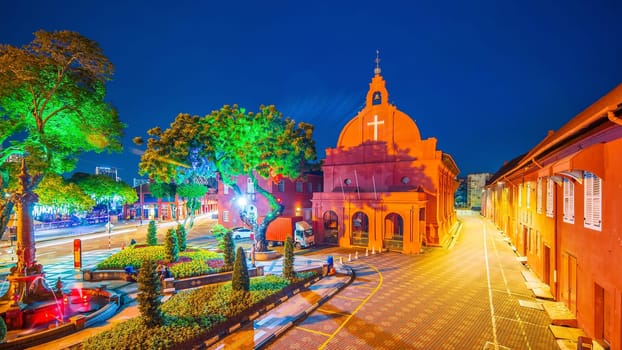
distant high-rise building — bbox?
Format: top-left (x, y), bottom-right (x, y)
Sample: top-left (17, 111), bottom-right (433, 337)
top-left (95, 166), bottom-right (119, 181)
top-left (467, 173), bottom-right (492, 210)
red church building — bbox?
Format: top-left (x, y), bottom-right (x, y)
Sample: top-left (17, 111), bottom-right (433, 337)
top-left (311, 61), bottom-right (460, 253)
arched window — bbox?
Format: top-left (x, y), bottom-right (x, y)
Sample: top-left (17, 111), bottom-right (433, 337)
top-left (351, 211), bottom-right (369, 246)
top-left (323, 210), bottom-right (339, 244)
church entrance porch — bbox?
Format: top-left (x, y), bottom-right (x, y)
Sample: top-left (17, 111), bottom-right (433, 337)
top-left (383, 213), bottom-right (404, 251)
top-left (323, 210), bottom-right (339, 245)
top-left (350, 211), bottom-right (369, 247)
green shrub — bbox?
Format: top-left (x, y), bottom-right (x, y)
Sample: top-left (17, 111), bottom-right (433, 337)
top-left (177, 224), bottom-right (187, 252)
top-left (231, 246), bottom-right (249, 292)
top-left (147, 220), bottom-right (157, 246)
top-left (283, 236), bottom-right (295, 280)
top-left (223, 230), bottom-right (235, 269)
top-left (137, 259), bottom-right (163, 327)
top-left (164, 228), bottom-right (179, 263)
top-left (0, 315), bottom-right (6, 341)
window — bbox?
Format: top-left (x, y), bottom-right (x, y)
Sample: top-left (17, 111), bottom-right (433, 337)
top-left (223, 210), bottom-right (230, 223)
top-left (278, 180), bottom-right (285, 192)
top-left (223, 184), bottom-right (229, 195)
top-left (295, 182), bottom-right (303, 193)
top-left (316, 183), bottom-right (322, 192)
top-left (307, 182), bottom-right (313, 193)
top-left (584, 171), bottom-right (602, 231)
top-left (518, 184), bottom-right (523, 208)
top-left (563, 178), bottom-right (574, 224)
top-left (536, 178), bottom-right (543, 214)
top-left (372, 91), bottom-right (382, 105)
top-left (526, 182), bottom-right (531, 209)
top-left (546, 178), bottom-right (554, 218)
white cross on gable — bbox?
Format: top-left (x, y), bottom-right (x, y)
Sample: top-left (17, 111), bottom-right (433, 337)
top-left (367, 115), bottom-right (385, 141)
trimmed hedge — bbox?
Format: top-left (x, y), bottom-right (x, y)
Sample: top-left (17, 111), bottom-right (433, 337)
top-left (82, 274), bottom-right (317, 350)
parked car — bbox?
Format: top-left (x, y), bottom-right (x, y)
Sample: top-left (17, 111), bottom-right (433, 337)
top-left (230, 226), bottom-right (253, 240)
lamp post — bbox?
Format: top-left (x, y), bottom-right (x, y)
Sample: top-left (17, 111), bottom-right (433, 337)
top-left (107, 201), bottom-right (112, 250)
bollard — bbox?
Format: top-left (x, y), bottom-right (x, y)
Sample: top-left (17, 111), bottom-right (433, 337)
top-left (348, 253), bottom-right (352, 262)
top-left (340, 256), bottom-right (343, 264)
top-left (372, 246), bottom-right (375, 254)
top-left (355, 251), bottom-right (358, 259)
top-left (378, 246), bottom-right (381, 254)
top-left (366, 248), bottom-right (369, 256)
top-left (121, 242), bottom-right (125, 250)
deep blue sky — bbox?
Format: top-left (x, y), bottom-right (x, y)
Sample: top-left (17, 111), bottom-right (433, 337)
top-left (3, 0), bottom-right (622, 182)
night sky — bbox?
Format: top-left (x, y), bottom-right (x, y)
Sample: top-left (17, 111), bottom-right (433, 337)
top-left (3, 0), bottom-right (622, 182)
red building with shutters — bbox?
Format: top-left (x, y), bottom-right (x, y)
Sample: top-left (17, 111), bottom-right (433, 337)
top-left (484, 84), bottom-right (622, 349)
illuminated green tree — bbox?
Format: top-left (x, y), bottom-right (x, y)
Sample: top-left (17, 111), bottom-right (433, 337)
top-left (35, 174), bottom-right (96, 213)
top-left (177, 182), bottom-right (207, 227)
top-left (71, 173), bottom-right (137, 205)
top-left (136, 105), bottom-right (316, 251)
top-left (0, 30), bottom-right (124, 234)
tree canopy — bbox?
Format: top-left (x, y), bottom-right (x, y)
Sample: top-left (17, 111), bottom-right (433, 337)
top-left (71, 173), bottom-right (138, 206)
top-left (0, 30), bottom-right (124, 233)
top-left (137, 104), bottom-right (316, 251)
top-left (35, 173), bottom-right (95, 212)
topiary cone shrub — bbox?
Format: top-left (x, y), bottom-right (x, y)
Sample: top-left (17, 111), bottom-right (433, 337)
top-left (283, 236), bottom-right (295, 280)
top-left (147, 220), bottom-right (158, 246)
top-left (177, 224), bottom-right (187, 252)
top-left (223, 230), bottom-right (235, 270)
top-left (164, 228), bottom-right (179, 263)
top-left (232, 246), bottom-right (249, 292)
top-left (137, 258), bottom-right (163, 327)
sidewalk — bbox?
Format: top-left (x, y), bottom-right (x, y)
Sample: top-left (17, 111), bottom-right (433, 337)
top-left (206, 264), bottom-right (353, 349)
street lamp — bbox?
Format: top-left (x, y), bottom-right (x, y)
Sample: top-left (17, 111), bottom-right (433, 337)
top-left (107, 200), bottom-right (112, 250)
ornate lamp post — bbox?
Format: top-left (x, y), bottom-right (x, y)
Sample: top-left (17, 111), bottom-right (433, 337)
top-left (0, 159), bottom-right (54, 329)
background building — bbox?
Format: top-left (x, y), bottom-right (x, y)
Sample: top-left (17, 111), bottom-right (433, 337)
top-left (467, 173), bottom-right (491, 211)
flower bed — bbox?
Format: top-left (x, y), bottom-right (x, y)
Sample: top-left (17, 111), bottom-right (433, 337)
top-left (82, 272), bottom-right (320, 350)
top-left (95, 246), bottom-right (224, 279)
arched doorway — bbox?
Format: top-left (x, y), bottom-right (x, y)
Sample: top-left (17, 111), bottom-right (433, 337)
top-left (351, 211), bottom-right (369, 247)
top-left (384, 213), bottom-right (403, 251)
top-left (323, 210), bottom-right (339, 244)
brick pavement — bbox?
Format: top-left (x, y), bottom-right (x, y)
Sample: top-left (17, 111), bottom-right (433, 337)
top-left (266, 215), bottom-right (558, 350)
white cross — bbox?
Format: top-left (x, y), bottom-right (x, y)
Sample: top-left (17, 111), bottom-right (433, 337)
top-left (367, 115), bottom-right (384, 141)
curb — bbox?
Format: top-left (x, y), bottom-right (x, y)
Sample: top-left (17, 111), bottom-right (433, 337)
top-left (255, 265), bottom-right (355, 349)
